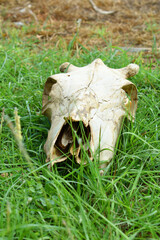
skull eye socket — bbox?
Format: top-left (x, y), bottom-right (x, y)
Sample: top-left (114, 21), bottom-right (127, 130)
top-left (122, 84), bottom-right (138, 120)
top-left (42, 77), bottom-right (57, 107)
top-left (55, 121), bottom-right (91, 162)
top-left (122, 84), bottom-right (137, 101)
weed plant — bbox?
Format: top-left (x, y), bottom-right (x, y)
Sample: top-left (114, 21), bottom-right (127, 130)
top-left (0, 28), bottom-right (160, 240)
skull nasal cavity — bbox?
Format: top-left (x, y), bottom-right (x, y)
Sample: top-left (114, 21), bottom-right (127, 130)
top-left (55, 121), bottom-right (91, 157)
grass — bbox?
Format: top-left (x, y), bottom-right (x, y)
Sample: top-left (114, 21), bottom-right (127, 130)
top-left (0, 26), bottom-right (160, 240)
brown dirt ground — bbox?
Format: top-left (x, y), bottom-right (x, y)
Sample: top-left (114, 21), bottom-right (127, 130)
top-left (0, 0), bottom-right (160, 54)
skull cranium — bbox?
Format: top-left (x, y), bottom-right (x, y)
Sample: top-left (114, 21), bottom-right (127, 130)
top-left (42, 59), bottom-right (139, 169)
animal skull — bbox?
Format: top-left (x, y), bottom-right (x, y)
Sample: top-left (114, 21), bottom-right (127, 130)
top-left (42, 59), bottom-right (139, 169)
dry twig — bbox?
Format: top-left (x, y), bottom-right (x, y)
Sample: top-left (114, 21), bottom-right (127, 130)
top-left (117, 47), bottom-right (160, 52)
top-left (88, 0), bottom-right (115, 15)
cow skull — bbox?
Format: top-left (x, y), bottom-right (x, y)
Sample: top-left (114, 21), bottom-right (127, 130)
top-left (42, 59), bottom-right (139, 170)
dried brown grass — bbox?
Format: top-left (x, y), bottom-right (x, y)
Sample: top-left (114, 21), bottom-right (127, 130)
top-left (0, 0), bottom-right (160, 49)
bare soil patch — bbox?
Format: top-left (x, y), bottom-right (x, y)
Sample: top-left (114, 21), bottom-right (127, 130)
top-left (0, 0), bottom-right (160, 51)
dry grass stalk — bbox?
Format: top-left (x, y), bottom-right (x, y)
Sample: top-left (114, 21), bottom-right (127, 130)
top-left (4, 109), bottom-right (31, 164)
top-left (14, 107), bottom-right (23, 141)
top-left (0, 107), bottom-right (5, 134)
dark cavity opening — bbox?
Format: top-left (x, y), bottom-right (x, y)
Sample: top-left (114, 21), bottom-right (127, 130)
top-left (55, 120), bottom-right (91, 160)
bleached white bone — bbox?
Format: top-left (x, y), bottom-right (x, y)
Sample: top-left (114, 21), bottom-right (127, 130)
top-left (42, 59), bottom-right (139, 169)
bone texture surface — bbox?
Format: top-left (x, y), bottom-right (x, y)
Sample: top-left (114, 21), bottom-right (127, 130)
top-left (42, 59), bottom-right (139, 168)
